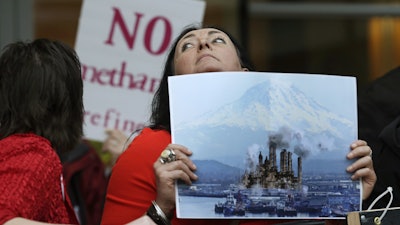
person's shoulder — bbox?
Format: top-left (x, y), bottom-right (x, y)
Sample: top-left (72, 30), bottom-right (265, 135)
top-left (0, 133), bottom-right (57, 159)
top-left (362, 66), bottom-right (400, 101)
top-left (121, 127), bottom-right (171, 159)
top-left (136, 127), bottom-right (171, 141)
top-left (0, 133), bottom-right (61, 180)
top-left (1, 133), bottom-right (50, 143)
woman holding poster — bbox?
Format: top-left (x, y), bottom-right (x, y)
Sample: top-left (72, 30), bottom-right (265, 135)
top-left (101, 25), bottom-right (376, 225)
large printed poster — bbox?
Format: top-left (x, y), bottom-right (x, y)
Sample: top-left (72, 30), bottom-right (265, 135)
top-left (169, 71), bottom-right (361, 219)
top-left (75, 0), bottom-right (205, 141)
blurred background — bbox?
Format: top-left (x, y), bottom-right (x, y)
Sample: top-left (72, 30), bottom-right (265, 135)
top-left (1, 0), bottom-right (400, 92)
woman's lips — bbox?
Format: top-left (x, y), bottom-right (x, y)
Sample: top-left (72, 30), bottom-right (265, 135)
top-left (197, 54), bottom-right (217, 63)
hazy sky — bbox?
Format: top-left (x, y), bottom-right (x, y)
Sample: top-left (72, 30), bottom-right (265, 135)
top-left (168, 71), bottom-right (357, 126)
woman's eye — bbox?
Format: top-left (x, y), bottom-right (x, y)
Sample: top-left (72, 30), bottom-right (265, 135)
top-left (213, 37), bottom-right (226, 44)
top-left (181, 43), bottom-right (193, 52)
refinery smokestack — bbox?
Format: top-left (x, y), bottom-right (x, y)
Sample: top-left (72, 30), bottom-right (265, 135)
top-left (298, 157), bottom-right (302, 184)
top-left (280, 149), bottom-right (288, 172)
top-left (269, 141), bottom-right (277, 169)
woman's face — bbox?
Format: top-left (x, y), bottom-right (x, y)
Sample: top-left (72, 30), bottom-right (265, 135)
top-left (173, 28), bottom-right (247, 75)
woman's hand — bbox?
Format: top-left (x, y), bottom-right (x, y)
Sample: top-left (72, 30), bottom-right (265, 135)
top-left (346, 140), bottom-right (376, 200)
top-left (102, 129), bottom-right (128, 164)
top-left (153, 144), bottom-right (198, 216)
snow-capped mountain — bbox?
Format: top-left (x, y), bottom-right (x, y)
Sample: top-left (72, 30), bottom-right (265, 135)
top-left (177, 79), bottom-right (353, 137)
top-left (172, 77), bottom-right (357, 172)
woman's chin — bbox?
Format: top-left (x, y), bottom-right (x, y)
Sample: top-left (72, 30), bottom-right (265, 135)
top-left (195, 67), bottom-right (223, 74)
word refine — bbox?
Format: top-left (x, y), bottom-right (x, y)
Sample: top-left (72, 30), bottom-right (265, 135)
top-left (85, 108), bottom-right (145, 133)
top-left (82, 61), bottom-right (160, 94)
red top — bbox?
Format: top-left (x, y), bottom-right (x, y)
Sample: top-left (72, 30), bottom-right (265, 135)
top-left (0, 133), bottom-right (78, 224)
top-left (101, 128), bottom-right (343, 225)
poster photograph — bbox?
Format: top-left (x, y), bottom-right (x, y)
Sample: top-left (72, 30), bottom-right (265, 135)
top-left (169, 71), bottom-right (361, 219)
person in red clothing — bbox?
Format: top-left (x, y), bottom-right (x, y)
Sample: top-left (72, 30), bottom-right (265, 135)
top-left (0, 39), bottom-right (83, 225)
top-left (101, 25), bottom-right (376, 225)
top-left (0, 38), bottom-right (158, 225)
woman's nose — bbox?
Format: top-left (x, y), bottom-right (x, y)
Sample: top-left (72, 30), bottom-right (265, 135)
top-left (198, 39), bottom-right (211, 51)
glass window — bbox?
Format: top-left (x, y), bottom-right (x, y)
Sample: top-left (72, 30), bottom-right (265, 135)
top-left (238, 0), bottom-right (400, 91)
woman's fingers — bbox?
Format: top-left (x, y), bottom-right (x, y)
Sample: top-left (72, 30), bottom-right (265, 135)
top-left (153, 144), bottom-right (198, 214)
top-left (347, 140), bottom-right (376, 200)
top-left (347, 140), bottom-right (371, 159)
top-left (347, 153), bottom-right (373, 173)
top-left (154, 147), bottom-right (198, 184)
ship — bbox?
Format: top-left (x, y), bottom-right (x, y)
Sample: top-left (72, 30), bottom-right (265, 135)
top-left (276, 200), bottom-right (297, 217)
top-left (320, 205), bottom-right (332, 217)
top-left (214, 192), bottom-right (245, 217)
top-left (245, 197), bottom-right (277, 213)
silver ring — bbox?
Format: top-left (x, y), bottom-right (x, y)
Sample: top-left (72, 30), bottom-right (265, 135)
top-left (159, 149), bottom-right (176, 164)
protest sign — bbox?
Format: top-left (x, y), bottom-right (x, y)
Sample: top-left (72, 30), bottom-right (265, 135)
top-left (75, 0), bottom-right (205, 140)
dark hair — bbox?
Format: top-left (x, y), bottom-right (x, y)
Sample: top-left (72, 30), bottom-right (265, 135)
top-left (149, 25), bottom-right (255, 132)
top-left (0, 39), bottom-right (84, 154)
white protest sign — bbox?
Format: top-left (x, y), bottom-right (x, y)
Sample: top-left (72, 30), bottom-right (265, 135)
top-left (75, 0), bottom-right (205, 141)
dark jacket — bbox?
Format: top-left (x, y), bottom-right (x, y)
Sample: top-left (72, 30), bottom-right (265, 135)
top-left (359, 66), bottom-right (400, 209)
